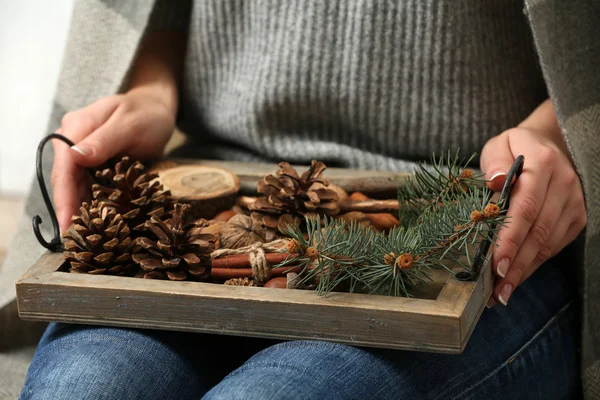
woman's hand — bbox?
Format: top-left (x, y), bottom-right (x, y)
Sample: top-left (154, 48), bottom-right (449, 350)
top-left (480, 99), bottom-right (587, 307)
top-left (51, 30), bottom-right (186, 233)
top-left (51, 87), bottom-right (176, 232)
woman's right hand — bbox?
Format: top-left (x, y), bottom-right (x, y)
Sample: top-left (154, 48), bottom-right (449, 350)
top-left (51, 86), bottom-right (176, 232)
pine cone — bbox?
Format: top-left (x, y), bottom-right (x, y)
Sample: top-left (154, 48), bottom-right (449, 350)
top-left (249, 160), bottom-right (340, 234)
top-left (92, 156), bottom-right (172, 232)
top-left (63, 201), bottom-right (137, 276)
top-left (224, 277), bottom-right (257, 286)
top-left (132, 203), bottom-right (215, 281)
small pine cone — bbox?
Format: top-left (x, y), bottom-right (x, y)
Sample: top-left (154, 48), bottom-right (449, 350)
top-left (132, 203), bottom-right (215, 281)
top-left (396, 253), bottom-right (414, 270)
top-left (459, 169), bottom-right (474, 179)
top-left (384, 252), bottom-right (397, 266)
top-left (286, 239), bottom-right (302, 254)
top-left (483, 203), bottom-right (500, 219)
top-left (63, 201), bottom-right (137, 276)
top-left (470, 210), bottom-right (484, 222)
top-left (92, 156), bottom-right (173, 232)
top-left (305, 246), bottom-right (319, 260)
top-left (224, 277), bottom-right (257, 287)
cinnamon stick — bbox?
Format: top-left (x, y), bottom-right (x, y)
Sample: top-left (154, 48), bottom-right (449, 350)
top-left (211, 266), bottom-right (302, 280)
top-left (212, 253), bottom-right (298, 269)
top-left (338, 199), bottom-right (399, 213)
top-left (237, 195), bottom-right (399, 214)
top-left (348, 192), bottom-right (400, 231)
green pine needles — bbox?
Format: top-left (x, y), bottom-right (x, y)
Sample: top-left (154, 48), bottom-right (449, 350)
top-left (277, 151), bottom-right (509, 297)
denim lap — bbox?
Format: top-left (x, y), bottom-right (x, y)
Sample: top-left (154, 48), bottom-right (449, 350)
top-left (21, 247), bottom-right (579, 400)
top-left (204, 253), bottom-right (579, 399)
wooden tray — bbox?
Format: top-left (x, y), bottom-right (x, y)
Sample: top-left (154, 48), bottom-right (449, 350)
top-left (16, 161), bottom-right (494, 354)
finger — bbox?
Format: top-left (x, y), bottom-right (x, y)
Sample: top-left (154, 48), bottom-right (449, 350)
top-left (518, 211), bottom-right (571, 285)
top-left (62, 98), bottom-right (122, 162)
top-left (51, 128), bottom-right (83, 232)
top-left (552, 192), bottom-right (587, 256)
top-left (491, 142), bottom-right (554, 301)
top-left (51, 154), bottom-right (86, 232)
top-left (58, 97), bottom-right (122, 150)
top-left (480, 134), bottom-right (514, 192)
top-left (520, 214), bottom-right (585, 287)
top-left (69, 108), bottom-right (137, 167)
top-left (493, 174), bottom-right (566, 304)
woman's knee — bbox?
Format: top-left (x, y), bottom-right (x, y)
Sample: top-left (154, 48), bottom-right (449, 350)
top-left (20, 323), bottom-right (203, 400)
top-left (204, 340), bottom-right (404, 400)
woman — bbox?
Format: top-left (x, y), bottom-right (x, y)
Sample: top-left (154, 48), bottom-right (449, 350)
top-left (20, 0), bottom-right (599, 398)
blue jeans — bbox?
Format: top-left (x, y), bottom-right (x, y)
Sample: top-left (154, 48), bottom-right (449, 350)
top-left (20, 248), bottom-right (580, 400)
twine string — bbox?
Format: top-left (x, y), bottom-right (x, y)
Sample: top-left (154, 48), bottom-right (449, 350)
top-left (211, 239), bottom-right (289, 284)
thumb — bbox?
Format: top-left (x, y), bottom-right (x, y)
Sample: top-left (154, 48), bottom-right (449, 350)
top-left (480, 134), bottom-right (515, 192)
top-left (69, 117), bottom-right (130, 167)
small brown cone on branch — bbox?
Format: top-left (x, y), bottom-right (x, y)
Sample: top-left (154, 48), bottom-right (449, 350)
top-left (132, 203), bottom-right (215, 281)
top-left (92, 156), bottom-right (173, 232)
top-left (63, 200), bottom-right (138, 276)
top-left (249, 160), bottom-right (340, 235)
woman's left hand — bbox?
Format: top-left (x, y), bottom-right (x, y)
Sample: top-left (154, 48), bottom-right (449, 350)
top-left (480, 99), bottom-right (587, 307)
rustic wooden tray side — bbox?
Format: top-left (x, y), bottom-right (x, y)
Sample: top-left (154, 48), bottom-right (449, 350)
top-left (17, 251), bottom-right (493, 354)
top-left (16, 161), bottom-right (494, 353)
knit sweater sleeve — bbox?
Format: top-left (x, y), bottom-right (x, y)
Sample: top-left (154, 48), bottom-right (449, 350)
top-left (147, 0), bottom-right (192, 32)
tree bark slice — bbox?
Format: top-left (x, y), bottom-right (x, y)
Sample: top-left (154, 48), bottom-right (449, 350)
top-left (157, 165), bottom-right (241, 219)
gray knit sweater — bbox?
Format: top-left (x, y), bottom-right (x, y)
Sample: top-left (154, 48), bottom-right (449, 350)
top-left (179, 0), bottom-right (548, 171)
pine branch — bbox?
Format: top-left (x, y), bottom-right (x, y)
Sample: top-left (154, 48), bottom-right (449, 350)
top-left (280, 218), bottom-right (376, 295)
top-left (397, 150), bottom-right (484, 224)
top-left (275, 152), bottom-right (509, 297)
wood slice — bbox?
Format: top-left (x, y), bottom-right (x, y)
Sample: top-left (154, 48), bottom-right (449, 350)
top-left (157, 165), bottom-right (240, 219)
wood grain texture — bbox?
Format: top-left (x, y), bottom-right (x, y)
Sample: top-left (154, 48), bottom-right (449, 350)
top-left (17, 250), bottom-right (493, 353)
top-left (156, 159), bottom-right (409, 197)
top-left (157, 165), bottom-right (241, 218)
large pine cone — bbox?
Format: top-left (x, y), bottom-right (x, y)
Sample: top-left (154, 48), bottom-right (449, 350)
top-left (63, 201), bottom-right (137, 276)
top-left (249, 160), bottom-right (340, 234)
top-left (132, 203), bottom-right (215, 281)
top-left (92, 156), bottom-right (172, 232)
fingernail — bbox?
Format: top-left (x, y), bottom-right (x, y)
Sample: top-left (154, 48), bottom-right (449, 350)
top-left (486, 297), bottom-right (497, 308)
top-left (496, 258), bottom-right (509, 278)
top-left (490, 171), bottom-right (507, 182)
top-left (71, 145), bottom-right (88, 156)
top-left (498, 283), bottom-right (513, 306)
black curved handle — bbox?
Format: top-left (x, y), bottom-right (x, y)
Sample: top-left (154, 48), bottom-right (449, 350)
top-left (32, 133), bottom-right (75, 252)
top-left (456, 155), bottom-right (525, 281)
